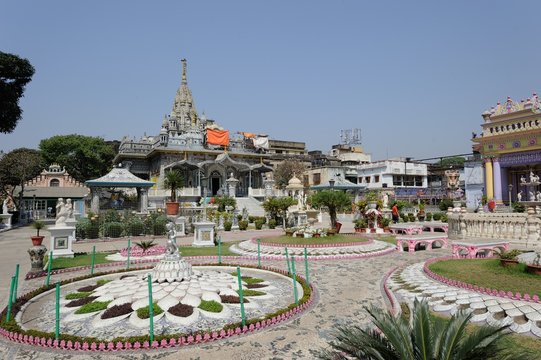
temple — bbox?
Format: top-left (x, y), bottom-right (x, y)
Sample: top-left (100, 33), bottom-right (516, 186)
top-left (115, 59), bottom-right (278, 200)
top-left (472, 93), bottom-right (541, 204)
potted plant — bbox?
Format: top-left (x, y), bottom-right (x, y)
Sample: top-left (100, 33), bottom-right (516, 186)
top-left (498, 249), bottom-right (521, 267)
top-left (285, 227), bottom-right (295, 237)
top-left (354, 218), bottom-right (368, 233)
top-left (417, 203), bottom-right (426, 221)
top-left (164, 170), bottom-right (183, 215)
top-left (313, 228), bottom-right (322, 238)
top-left (526, 252), bottom-right (541, 275)
top-left (31, 220), bottom-right (45, 246)
top-left (380, 217), bottom-right (391, 232)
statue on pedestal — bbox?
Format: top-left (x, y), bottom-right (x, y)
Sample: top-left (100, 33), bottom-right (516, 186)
top-left (521, 175), bottom-right (527, 185)
top-left (517, 191), bottom-right (523, 202)
top-left (165, 222), bottom-right (179, 259)
top-left (530, 171), bottom-right (540, 184)
top-left (2, 199), bottom-right (8, 214)
top-left (382, 193), bottom-right (389, 209)
top-left (55, 198), bottom-right (69, 226)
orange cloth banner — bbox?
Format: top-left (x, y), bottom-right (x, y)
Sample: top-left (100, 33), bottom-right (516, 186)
top-left (207, 129), bottom-right (230, 146)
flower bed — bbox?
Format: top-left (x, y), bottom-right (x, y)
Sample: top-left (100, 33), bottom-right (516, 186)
top-left (2, 264), bottom-right (315, 352)
top-left (119, 246), bottom-right (166, 258)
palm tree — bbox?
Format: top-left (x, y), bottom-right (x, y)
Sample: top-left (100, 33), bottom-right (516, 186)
top-left (318, 299), bottom-right (530, 360)
top-left (163, 170), bottom-right (183, 202)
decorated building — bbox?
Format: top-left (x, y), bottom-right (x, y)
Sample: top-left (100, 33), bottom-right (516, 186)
top-left (115, 59), bottom-right (286, 200)
top-left (472, 93), bottom-right (541, 204)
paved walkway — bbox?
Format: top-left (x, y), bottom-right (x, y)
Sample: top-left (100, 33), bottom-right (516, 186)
top-left (3, 221), bottom-right (527, 359)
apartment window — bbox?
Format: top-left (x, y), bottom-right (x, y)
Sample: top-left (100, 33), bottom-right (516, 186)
top-left (374, 175), bottom-right (380, 183)
top-left (313, 173), bottom-right (321, 185)
top-left (365, 176), bottom-right (371, 183)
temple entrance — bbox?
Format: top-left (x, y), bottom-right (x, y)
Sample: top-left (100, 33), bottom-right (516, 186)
top-left (210, 171), bottom-right (221, 195)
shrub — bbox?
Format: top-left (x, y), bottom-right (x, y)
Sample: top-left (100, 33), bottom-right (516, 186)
top-left (498, 249), bottom-right (522, 260)
top-left (198, 300), bottom-right (223, 313)
top-left (126, 217), bottom-right (145, 236)
top-left (103, 222), bottom-right (124, 238)
top-left (224, 221), bottom-right (232, 231)
top-left (432, 212), bottom-right (442, 221)
top-left (76, 218), bottom-right (100, 239)
top-left (135, 240), bottom-right (157, 253)
top-left (248, 216), bottom-right (256, 224)
top-left (136, 303), bottom-right (163, 319)
top-left (66, 296), bottom-right (98, 308)
top-left (238, 289), bottom-right (266, 296)
top-left (65, 291), bottom-right (93, 300)
top-left (354, 219), bottom-right (368, 229)
top-left (268, 219), bottom-right (277, 229)
top-left (75, 301), bottom-right (111, 314)
top-left (407, 213), bottom-right (416, 222)
top-left (214, 196), bottom-right (236, 212)
top-left (439, 199), bottom-right (454, 211)
top-left (102, 209), bottom-right (121, 223)
top-left (238, 220), bottom-right (249, 230)
top-left (101, 303), bottom-right (133, 319)
top-left (425, 212), bottom-right (433, 221)
top-left (168, 303), bottom-right (194, 317)
top-left (440, 213), bottom-right (448, 222)
top-left (512, 202), bottom-right (526, 213)
top-left (254, 218), bottom-right (265, 230)
top-left (152, 215), bottom-right (168, 235)
top-left (380, 217), bottom-right (390, 227)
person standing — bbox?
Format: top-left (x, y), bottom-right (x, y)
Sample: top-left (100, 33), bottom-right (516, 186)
top-left (391, 203), bottom-right (399, 224)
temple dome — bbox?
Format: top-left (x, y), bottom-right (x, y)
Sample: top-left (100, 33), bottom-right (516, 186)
top-left (286, 175), bottom-right (303, 190)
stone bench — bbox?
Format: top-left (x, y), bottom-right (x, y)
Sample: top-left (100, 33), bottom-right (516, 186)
top-left (396, 234), bottom-right (448, 253)
top-left (422, 221), bottom-right (448, 233)
top-left (451, 241), bottom-right (509, 259)
top-left (389, 223), bottom-right (424, 235)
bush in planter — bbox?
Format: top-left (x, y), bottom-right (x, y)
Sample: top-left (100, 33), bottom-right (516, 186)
top-left (224, 221), bottom-right (232, 231)
top-left (498, 249), bottom-right (521, 260)
top-left (439, 199), bottom-right (454, 211)
top-left (268, 219), bottom-right (277, 229)
top-left (254, 218), bottom-right (265, 230)
top-left (238, 220), bottom-right (249, 230)
top-left (354, 218), bottom-right (368, 230)
top-left (102, 221), bottom-right (124, 238)
top-left (248, 216), bottom-right (256, 224)
top-left (380, 217), bottom-right (390, 228)
top-left (425, 212), bottom-right (433, 221)
top-left (512, 202), bottom-right (526, 213)
top-left (432, 212), bottom-right (442, 221)
top-left (440, 213), bottom-right (448, 222)
top-left (407, 213), bottom-right (416, 222)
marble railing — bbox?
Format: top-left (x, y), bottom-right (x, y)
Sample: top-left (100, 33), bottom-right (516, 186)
top-left (447, 208), bottom-right (541, 245)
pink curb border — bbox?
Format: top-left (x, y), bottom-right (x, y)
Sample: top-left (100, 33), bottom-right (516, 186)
top-left (423, 256), bottom-right (540, 304)
top-left (382, 266), bottom-right (400, 315)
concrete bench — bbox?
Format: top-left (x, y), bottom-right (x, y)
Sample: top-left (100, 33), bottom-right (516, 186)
top-left (396, 234), bottom-right (448, 253)
top-left (389, 223), bottom-right (424, 235)
top-left (451, 241), bottom-right (509, 259)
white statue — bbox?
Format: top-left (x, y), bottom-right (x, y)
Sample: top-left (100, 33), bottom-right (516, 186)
top-left (382, 193), bottom-right (389, 209)
top-left (2, 199), bottom-right (8, 214)
top-left (517, 191), bottom-right (522, 202)
top-left (530, 171), bottom-right (540, 184)
top-left (537, 191), bottom-right (541, 202)
top-left (165, 222), bottom-right (178, 257)
top-left (55, 198), bottom-right (69, 226)
top-left (529, 191), bottom-right (535, 202)
top-left (66, 198), bottom-right (74, 219)
top-left (520, 175), bottom-right (527, 184)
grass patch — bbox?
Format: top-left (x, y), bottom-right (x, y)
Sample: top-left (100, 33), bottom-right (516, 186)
top-left (45, 252), bottom-right (115, 270)
top-left (238, 289), bottom-right (266, 296)
top-left (179, 242), bottom-right (239, 257)
top-left (374, 234), bottom-right (397, 245)
top-left (428, 259), bottom-right (541, 297)
top-left (198, 300), bottom-right (223, 313)
top-left (96, 279), bottom-right (111, 286)
top-left (242, 276), bottom-right (264, 285)
top-left (74, 301), bottom-right (111, 314)
top-left (65, 291), bottom-right (93, 300)
top-left (261, 234), bottom-right (369, 245)
top-left (136, 303), bottom-right (163, 319)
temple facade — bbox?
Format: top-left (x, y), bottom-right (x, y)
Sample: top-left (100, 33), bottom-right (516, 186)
top-left (473, 93), bottom-right (541, 204)
top-left (115, 59), bottom-right (283, 200)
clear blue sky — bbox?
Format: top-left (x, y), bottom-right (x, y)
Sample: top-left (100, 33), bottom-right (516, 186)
top-left (2, 0), bottom-right (541, 161)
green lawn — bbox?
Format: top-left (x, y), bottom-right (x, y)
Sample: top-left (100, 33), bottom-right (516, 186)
top-left (428, 259), bottom-right (541, 297)
top-left (45, 243), bottom-right (239, 270)
top-left (374, 234), bottom-right (397, 245)
top-left (259, 234), bottom-right (369, 245)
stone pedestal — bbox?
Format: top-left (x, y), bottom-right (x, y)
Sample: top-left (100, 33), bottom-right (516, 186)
top-left (28, 245), bottom-right (47, 272)
top-left (48, 226), bottom-right (75, 258)
top-left (66, 218), bottom-right (77, 242)
top-left (175, 216), bottom-right (186, 236)
top-left (151, 258), bottom-right (193, 283)
top-left (231, 211), bottom-right (239, 231)
top-left (0, 214), bottom-right (13, 230)
top-left (226, 174), bottom-right (239, 198)
top-left (193, 221), bottom-right (215, 247)
top-left (294, 211), bottom-right (307, 226)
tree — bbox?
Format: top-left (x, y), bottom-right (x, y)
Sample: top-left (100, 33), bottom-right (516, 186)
top-left (163, 170), bottom-right (184, 202)
top-left (0, 52), bottom-right (35, 133)
top-left (0, 148), bottom-right (44, 211)
top-left (274, 159), bottom-right (306, 190)
top-left (213, 195), bottom-right (236, 212)
top-left (311, 190), bottom-right (351, 229)
top-left (39, 134), bottom-right (115, 182)
top-left (318, 299), bottom-right (530, 360)
top-left (262, 197), bottom-right (296, 228)
top-left (439, 156), bottom-right (466, 168)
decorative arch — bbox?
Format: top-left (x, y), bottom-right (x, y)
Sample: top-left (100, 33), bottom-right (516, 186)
top-left (49, 179), bottom-right (60, 187)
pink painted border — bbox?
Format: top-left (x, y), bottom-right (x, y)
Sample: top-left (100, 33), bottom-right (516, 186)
top-left (5, 265), bottom-right (317, 352)
top-left (382, 266), bottom-right (400, 315)
top-left (423, 256), bottom-right (540, 304)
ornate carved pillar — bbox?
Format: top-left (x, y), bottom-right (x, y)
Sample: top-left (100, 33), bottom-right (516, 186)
top-left (492, 158), bottom-right (503, 204)
top-left (139, 188), bottom-right (149, 214)
top-left (484, 158), bottom-right (494, 200)
top-left (91, 187), bottom-right (100, 214)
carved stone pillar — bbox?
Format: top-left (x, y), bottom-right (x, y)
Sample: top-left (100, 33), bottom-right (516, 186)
top-left (28, 245), bottom-right (47, 272)
top-left (91, 188), bottom-right (100, 214)
top-left (139, 188), bottom-right (149, 214)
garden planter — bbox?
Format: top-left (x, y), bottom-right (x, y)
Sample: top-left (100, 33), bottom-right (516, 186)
top-left (296, 233), bottom-right (304, 238)
top-left (165, 202), bottom-right (180, 215)
top-left (285, 231), bottom-right (294, 237)
top-left (500, 259), bottom-right (519, 268)
top-left (31, 236), bottom-right (44, 246)
top-left (370, 228), bottom-right (376, 233)
top-left (354, 228), bottom-right (365, 233)
top-left (313, 233), bottom-right (321, 238)
top-left (526, 264), bottom-right (541, 275)
top-left (384, 227), bottom-right (390, 233)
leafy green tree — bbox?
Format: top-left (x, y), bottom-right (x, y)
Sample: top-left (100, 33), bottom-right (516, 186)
top-left (439, 156), bottom-right (466, 168)
top-left (163, 170), bottom-right (184, 202)
top-left (262, 196), bottom-right (296, 227)
top-left (318, 299), bottom-right (530, 360)
top-left (311, 190), bottom-right (351, 229)
top-left (274, 159), bottom-right (306, 190)
top-left (0, 52), bottom-right (35, 133)
top-left (39, 134), bottom-right (115, 182)
top-left (0, 148), bottom-right (44, 211)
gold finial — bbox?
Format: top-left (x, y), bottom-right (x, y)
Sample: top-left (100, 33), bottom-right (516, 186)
top-left (181, 58), bottom-right (187, 84)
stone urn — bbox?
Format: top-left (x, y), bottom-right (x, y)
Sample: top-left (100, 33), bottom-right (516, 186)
top-left (28, 245), bottom-right (47, 272)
